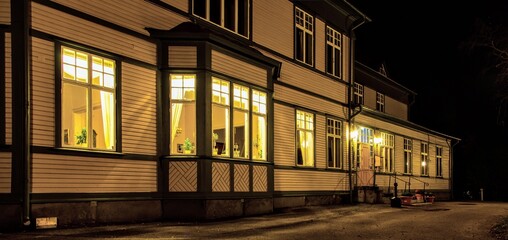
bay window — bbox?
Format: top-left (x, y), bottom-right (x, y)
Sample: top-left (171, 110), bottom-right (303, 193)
top-left (212, 77), bottom-right (230, 156)
top-left (170, 74), bottom-right (196, 155)
top-left (252, 90), bottom-right (266, 160)
top-left (60, 46), bottom-right (116, 150)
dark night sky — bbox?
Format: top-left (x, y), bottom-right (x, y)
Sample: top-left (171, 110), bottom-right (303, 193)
top-left (351, 1), bottom-right (508, 201)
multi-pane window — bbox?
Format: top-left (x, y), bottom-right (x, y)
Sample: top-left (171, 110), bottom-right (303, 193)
top-left (327, 119), bottom-right (342, 169)
top-left (211, 77), bottom-right (267, 160)
top-left (353, 83), bottom-right (364, 105)
top-left (404, 138), bottom-right (413, 174)
top-left (436, 146), bottom-right (443, 177)
top-left (296, 110), bottom-right (314, 166)
top-left (421, 142), bottom-right (429, 176)
top-left (326, 26), bottom-right (342, 78)
top-left (379, 132), bottom-right (394, 173)
top-left (170, 74), bottom-right (196, 155)
top-left (193, 0), bottom-right (249, 37)
top-left (376, 92), bottom-right (385, 112)
top-left (295, 7), bottom-right (313, 65)
top-left (61, 46), bottom-right (116, 150)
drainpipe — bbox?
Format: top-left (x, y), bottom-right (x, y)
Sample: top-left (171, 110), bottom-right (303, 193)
top-left (344, 5), bottom-right (369, 204)
top-left (11, 0), bottom-right (31, 227)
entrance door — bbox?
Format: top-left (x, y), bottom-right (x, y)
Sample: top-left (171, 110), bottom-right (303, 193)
top-left (357, 144), bottom-right (374, 186)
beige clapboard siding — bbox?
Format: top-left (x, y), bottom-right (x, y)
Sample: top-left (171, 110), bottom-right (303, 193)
top-left (32, 2), bottom-right (156, 65)
top-left (32, 153), bottom-right (157, 193)
top-left (315, 19), bottom-right (325, 72)
top-left (274, 103), bottom-right (295, 166)
top-left (211, 50), bottom-right (267, 88)
top-left (0, 152), bottom-right (11, 193)
top-left (412, 139), bottom-right (421, 175)
top-left (5, 33), bottom-right (11, 145)
top-left (169, 46), bottom-right (197, 68)
top-left (394, 135), bottom-right (405, 174)
top-left (274, 169), bottom-right (349, 191)
top-left (31, 37), bottom-right (55, 147)
top-left (122, 63), bottom-right (157, 155)
top-left (161, 0), bottom-right (188, 12)
top-left (52, 0), bottom-right (188, 36)
top-left (252, 0), bottom-right (293, 57)
top-left (342, 35), bottom-right (350, 81)
top-left (315, 115), bottom-right (326, 169)
top-left (274, 84), bottom-right (347, 119)
top-left (0, 0), bottom-right (9, 24)
top-left (364, 86), bottom-right (376, 110)
top-left (385, 96), bottom-right (408, 120)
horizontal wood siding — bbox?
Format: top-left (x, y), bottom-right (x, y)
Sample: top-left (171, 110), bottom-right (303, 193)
top-left (342, 35), bottom-right (350, 82)
top-left (315, 19), bottom-right (325, 72)
top-left (161, 0), bottom-right (189, 12)
top-left (32, 2), bottom-right (156, 65)
top-left (0, 0), bottom-right (9, 24)
top-left (5, 33), bottom-right (11, 144)
top-left (385, 96), bottom-right (407, 120)
top-left (363, 86), bottom-right (376, 110)
top-left (394, 135), bottom-right (405, 174)
top-left (443, 148), bottom-right (450, 178)
top-left (122, 63), bottom-right (157, 155)
top-left (252, 0), bottom-right (293, 57)
top-left (169, 46), bottom-right (197, 68)
top-left (0, 152), bottom-right (11, 193)
top-left (315, 114), bottom-right (326, 169)
top-left (211, 50), bottom-right (267, 88)
top-left (274, 103), bottom-right (295, 166)
top-left (31, 37), bottom-right (55, 147)
top-left (52, 0), bottom-right (188, 35)
top-left (32, 153), bottom-right (157, 193)
top-left (274, 84), bottom-right (347, 119)
top-left (274, 169), bottom-right (349, 191)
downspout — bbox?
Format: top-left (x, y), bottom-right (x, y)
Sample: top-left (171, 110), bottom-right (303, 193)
top-left (345, 7), bottom-right (368, 204)
top-left (11, 0), bottom-right (31, 227)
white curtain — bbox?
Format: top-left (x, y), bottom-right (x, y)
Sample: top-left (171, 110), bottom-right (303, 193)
top-left (100, 91), bottom-right (115, 149)
top-left (171, 103), bottom-right (182, 143)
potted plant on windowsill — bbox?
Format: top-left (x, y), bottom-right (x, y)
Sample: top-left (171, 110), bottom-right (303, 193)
top-left (183, 137), bottom-right (194, 154)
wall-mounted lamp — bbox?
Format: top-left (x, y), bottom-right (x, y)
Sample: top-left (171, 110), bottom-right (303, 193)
top-left (374, 137), bottom-right (382, 144)
top-left (350, 130), bottom-right (358, 139)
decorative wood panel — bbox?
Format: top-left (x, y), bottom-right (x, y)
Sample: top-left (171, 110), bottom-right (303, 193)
top-left (32, 153), bottom-right (157, 193)
top-left (211, 50), bottom-right (267, 88)
top-left (169, 46), bottom-right (197, 68)
top-left (274, 169), bottom-right (348, 192)
top-left (0, 0), bottom-right (9, 24)
top-left (5, 33), bottom-right (11, 145)
top-left (234, 164), bottom-right (249, 192)
top-left (274, 84), bottom-right (347, 119)
top-left (274, 103), bottom-right (295, 166)
top-left (169, 161), bottom-right (197, 192)
top-left (252, 0), bottom-right (293, 57)
top-left (0, 152), bottom-right (11, 193)
top-left (161, 0), bottom-right (188, 12)
top-left (253, 165), bottom-right (267, 192)
top-left (122, 63), bottom-right (157, 155)
top-left (31, 37), bottom-right (55, 147)
top-left (212, 162), bottom-right (230, 192)
top-left (31, 2), bottom-right (156, 65)
top-left (52, 0), bottom-right (187, 35)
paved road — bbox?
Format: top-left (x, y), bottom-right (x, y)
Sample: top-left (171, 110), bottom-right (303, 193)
top-left (2, 201), bottom-right (507, 239)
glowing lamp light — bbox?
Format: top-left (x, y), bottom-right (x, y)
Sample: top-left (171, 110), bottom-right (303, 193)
top-left (374, 137), bottom-right (382, 144)
top-left (350, 130), bottom-right (358, 139)
top-left (422, 161), bottom-right (427, 166)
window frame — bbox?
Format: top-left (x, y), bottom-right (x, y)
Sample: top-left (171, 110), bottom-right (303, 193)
top-left (353, 83), bottom-right (364, 105)
top-left (420, 142), bottom-right (429, 176)
top-left (294, 7), bottom-right (314, 66)
top-left (170, 74), bottom-right (197, 155)
top-left (326, 118), bottom-right (342, 169)
top-left (403, 138), bottom-right (413, 174)
top-left (56, 43), bottom-right (120, 152)
top-left (325, 26), bottom-right (342, 78)
top-left (379, 132), bottom-right (394, 173)
top-left (436, 146), bottom-right (443, 177)
top-left (376, 92), bottom-right (385, 112)
top-left (191, 0), bottom-right (250, 38)
top-left (296, 109), bottom-right (315, 167)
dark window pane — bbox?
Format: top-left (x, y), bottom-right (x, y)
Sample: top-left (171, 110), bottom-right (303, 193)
top-left (335, 139), bottom-right (341, 168)
top-left (326, 45), bottom-right (333, 74)
top-left (225, 0), bottom-right (235, 31)
top-left (334, 48), bottom-right (341, 77)
top-left (296, 29), bottom-right (304, 61)
top-left (305, 32), bottom-right (313, 64)
top-left (210, 0), bottom-right (221, 25)
top-left (237, 0), bottom-right (247, 36)
top-left (194, 0), bottom-right (206, 18)
top-left (327, 136), bottom-right (333, 167)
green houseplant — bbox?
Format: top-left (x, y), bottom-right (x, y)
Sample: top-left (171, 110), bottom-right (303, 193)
top-left (183, 137), bottom-right (194, 154)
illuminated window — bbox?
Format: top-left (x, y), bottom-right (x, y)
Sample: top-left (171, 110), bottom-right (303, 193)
top-left (354, 126), bottom-right (373, 169)
top-left (212, 77), bottom-right (230, 157)
top-left (376, 92), bottom-right (385, 112)
top-left (170, 74), bottom-right (196, 155)
top-left (61, 46), bottom-right (116, 150)
top-left (233, 84), bottom-right (249, 159)
top-left (295, 7), bottom-right (313, 65)
top-left (327, 118), bottom-right (342, 169)
top-left (404, 138), bottom-right (413, 174)
top-left (379, 132), bottom-right (394, 173)
top-left (252, 90), bottom-right (267, 160)
top-left (296, 110), bottom-right (314, 166)
top-left (421, 142), bottom-right (429, 176)
top-left (436, 146), bottom-right (443, 177)
top-left (193, 0), bottom-right (249, 37)
top-left (354, 83), bottom-right (364, 105)
top-left (326, 26), bottom-right (341, 78)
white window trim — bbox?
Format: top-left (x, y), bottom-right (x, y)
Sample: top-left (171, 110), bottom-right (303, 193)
top-left (192, 0), bottom-right (250, 38)
top-left (326, 26), bottom-right (342, 78)
top-left (327, 118), bottom-right (342, 169)
top-left (295, 7), bottom-right (314, 65)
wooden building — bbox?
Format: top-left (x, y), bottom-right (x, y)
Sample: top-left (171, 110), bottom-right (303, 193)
top-left (0, 0), bottom-right (459, 230)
